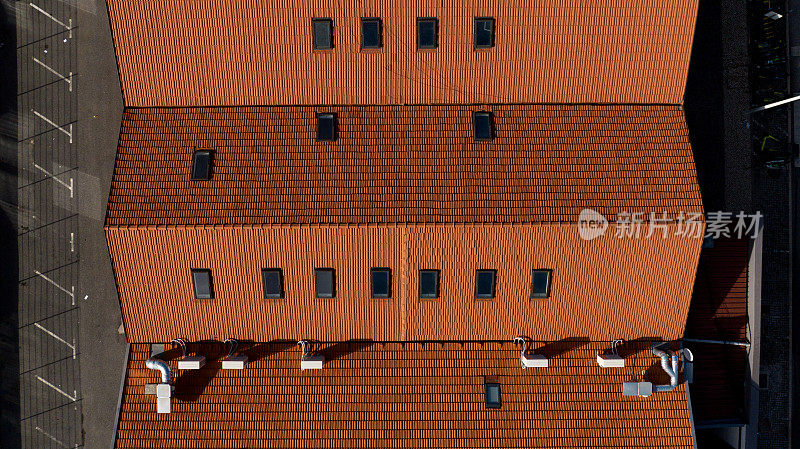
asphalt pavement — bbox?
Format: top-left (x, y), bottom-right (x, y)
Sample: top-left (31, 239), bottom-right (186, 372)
top-left (10, 0), bottom-right (125, 447)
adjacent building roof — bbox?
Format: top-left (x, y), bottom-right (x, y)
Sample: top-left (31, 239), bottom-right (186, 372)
top-left (684, 238), bottom-right (750, 423)
top-left (106, 105), bottom-right (702, 226)
top-left (106, 0), bottom-right (699, 106)
top-left (686, 342), bottom-right (748, 423)
top-left (107, 223), bottom-right (702, 342)
top-left (116, 341), bottom-right (694, 449)
top-left (685, 238), bottom-right (749, 342)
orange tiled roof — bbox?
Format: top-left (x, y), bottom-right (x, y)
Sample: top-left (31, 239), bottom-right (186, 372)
top-left (106, 105), bottom-right (702, 226)
top-left (106, 0), bottom-right (698, 107)
top-left (107, 223), bottom-right (702, 343)
top-left (117, 341), bottom-right (694, 448)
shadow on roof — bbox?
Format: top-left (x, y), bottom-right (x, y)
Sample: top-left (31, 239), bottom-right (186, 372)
top-left (243, 340), bottom-right (297, 362)
top-left (536, 337), bottom-right (589, 359)
top-left (320, 339), bottom-right (374, 362)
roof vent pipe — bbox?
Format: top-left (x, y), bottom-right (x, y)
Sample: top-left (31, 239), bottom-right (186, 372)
top-left (622, 346), bottom-right (680, 397)
top-left (146, 353), bottom-right (172, 385)
top-left (651, 347), bottom-right (679, 392)
top-left (146, 344), bottom-right (174, 413)
top-left (298, 340), bottom-right (325, 370)
top-left (174, 338), bottom-right (206, 370)
top-left (223, 338), bottom-right (249, 369)
top-left (513, 336), bottom-right (548, 368)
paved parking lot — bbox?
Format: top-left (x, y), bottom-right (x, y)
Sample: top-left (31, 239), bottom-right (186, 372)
top-left (13, 0), bottom-right (126, 447)
top-left (17, 1), bottom-right (81, 447)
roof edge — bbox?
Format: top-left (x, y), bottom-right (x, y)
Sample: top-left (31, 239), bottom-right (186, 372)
top-left (122, 103), bottom-right (686, 110)
top-left (104, 219), bottom-right (706, 231)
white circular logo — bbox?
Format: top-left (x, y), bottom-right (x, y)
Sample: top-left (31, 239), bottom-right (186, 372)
top-left (578, 209), bottom-right (608, 241)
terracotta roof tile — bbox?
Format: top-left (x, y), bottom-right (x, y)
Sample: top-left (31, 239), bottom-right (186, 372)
top-left (106, 0), bottom-right (698, 106)
top-left (685, 238), bottom-right (748, 342)
top-left (106, 105), bottom-right (702, 226)
top-left (116, 341), bottom-right (694, 448)
top-left (106, 223), bottom-right (702, 342)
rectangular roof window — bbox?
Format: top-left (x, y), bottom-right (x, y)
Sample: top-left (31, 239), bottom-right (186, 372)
top-left (484, 382), bottom-right (502, 408)
top-left (191, 150), bottom-right (212, 180)
top-left (361, 18), bottom-right (382, 49)
top-left (262, 268), bottom-right (284, 299)
top-left (417, 18), bottom-right (438, 49)
top-left (419, 270), bottom-right (439, 299)
top-left (191, 269), bottom-right (213, 299)
top-left (473, 111), bottom-right (493, 141)
top-left (312, 18), bottom-right (333, 49)
top-left (371, 268), bottom-right (391, 298)
top-left (315, 268), bottom-right (335, 298)
top-left (475, 270), bottom-right (496, 299)
top-left (474, 17), bottom-right (495, 48)
top-left (530, 269), bottom-right (552, 299)
top-left (316, 113), bottom-right (337, 141)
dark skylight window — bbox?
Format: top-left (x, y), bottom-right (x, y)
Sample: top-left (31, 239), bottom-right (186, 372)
top-left (419, 270), bottom-right (440, 299)
top-left (362, 18), bottom-right (382, 49)
top-left (191, 150), bottom-right (212, 180)
top-left (312, 18), bottom-right (333, 49)
top-left (371, 268), bottom-right (391, 298)
top-left (474, 17), bottom-right (495, 48)
top-left (530, 270), bottom-right (552, 299)
top-left (315, 268), bottom-right (335, 298)
top-left (262, 268), bottom-right (284, 299)
top-left (473, 111), bottom-right (493, 141)
top-left (191, 269), bottom-right (213, 299)
top-left (316, 113), bottom-right (337, 141)
top-left (484, 382), bottom-right (502, 408)
top-left (417, 18), bottom-right (438, 49)
top-left (475, 270), bottom-right (496, 299)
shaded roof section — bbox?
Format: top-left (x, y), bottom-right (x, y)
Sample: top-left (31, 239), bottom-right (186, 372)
top-left (685, 342), bottom-right (748, 423)
top-left (116, 341), bottom-right (693, 448)
top-left (106, 105), bottom-right (702, 227)
top-left (684, 238), bottom-right (749, 424)
top-left (106, 0), bottom-right (698, 106)
top-left (107, 224), bottom-right (702, 343)
top-left (685, 238), bottom-right (749, 342)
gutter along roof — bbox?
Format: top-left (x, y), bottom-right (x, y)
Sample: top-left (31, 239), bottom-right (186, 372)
top-left (116, 341), bottom-right (694, 449)
top-left (106, 0), bottom-right (699, 106)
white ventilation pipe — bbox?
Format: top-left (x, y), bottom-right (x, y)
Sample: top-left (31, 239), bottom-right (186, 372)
top-left (652, 348), bottom-right (679, 392)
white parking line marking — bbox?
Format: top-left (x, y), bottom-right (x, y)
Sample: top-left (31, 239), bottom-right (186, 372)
top-left (33, 163), bottom-right (74, 198)
top-left (33, 57), bottom-right (73, 91)
top-left (36, 375), bottom-right (77, 402)
top-left (29, 3), bottom-right (73, 38)
top-left (32, 110), bottom-right (72, 143)
top-left (33, 270), bottom-right (75, 305)
top-left (34, 323), bottom-right (76, 359)
top-left (35, 426), bottom-right (68, 448)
